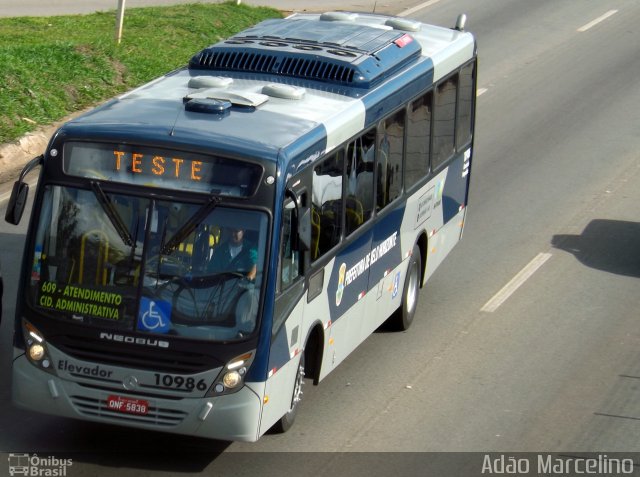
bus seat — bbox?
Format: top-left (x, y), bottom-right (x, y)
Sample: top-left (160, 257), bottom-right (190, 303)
top-left (345, 197), bottom-right (364, 231)
top-left (356, 170), bottom-right (373, 217)
top-left (319, 211), bottom-right (337, 256)
top-left (311, 208), bottom-right (321, 260)
top-left (191, 225), bottom-right (221, 272)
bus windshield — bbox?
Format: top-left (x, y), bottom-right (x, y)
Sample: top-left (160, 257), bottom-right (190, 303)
top-left (28, 184), bottom-right (268, 342)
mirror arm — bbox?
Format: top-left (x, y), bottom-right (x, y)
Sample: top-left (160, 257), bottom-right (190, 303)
top-left (18, 155), bottom-right (44, 182)
top-left (285, 188), bottom-right (300, 208)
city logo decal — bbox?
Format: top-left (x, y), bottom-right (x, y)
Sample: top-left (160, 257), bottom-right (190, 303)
top-left (434, 180), bottom-right (445, 208)
top-left (392, 272), bottom-right (401, 298)
top-left (336, 263), bottom-right (346, 307)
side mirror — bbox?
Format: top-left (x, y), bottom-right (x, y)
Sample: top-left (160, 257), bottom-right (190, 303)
top-left (5, 181), bottom-right (29, 225)
top-left (4, 154), bottom-right (42, 225)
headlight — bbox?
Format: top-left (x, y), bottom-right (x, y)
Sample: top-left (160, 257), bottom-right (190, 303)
top-left (29, 344), bottom-right (45, 361)
top-left (23, 320), bottom-right (56, 374)
top-left (208, 351), bottom-right (254, 396)
top-left (222, 370), bottom-right (242, 389)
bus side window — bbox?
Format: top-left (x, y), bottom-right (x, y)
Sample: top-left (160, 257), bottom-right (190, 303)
top-left (405, 91), bottom-right (432, 190)
top-left (376, 109), bottom-right (405, 211)
top-left (279, 199), bottom-right (300, 290)
top-left (312, 150), bottom-right (344, 260)
top-left (456, 61), bottom-right (475, 149)
top-left (346, 129), bottom-right (375, 234)
top-left (432, 73), bottom-right (458, 170)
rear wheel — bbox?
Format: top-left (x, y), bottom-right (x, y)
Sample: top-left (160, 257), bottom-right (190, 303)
top-left (272, 351), bottom-right (305, 433)
top-left (391, 244), bottom-right (421, 331)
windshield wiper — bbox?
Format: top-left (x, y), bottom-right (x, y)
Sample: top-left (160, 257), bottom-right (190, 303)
top-left (161, 195), bottom-right (221, 255)
top-left (90, 181), bottom-right (134, 247)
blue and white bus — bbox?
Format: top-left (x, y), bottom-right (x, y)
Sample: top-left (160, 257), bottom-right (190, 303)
top-left (5, 11), bottom-right (476, 441)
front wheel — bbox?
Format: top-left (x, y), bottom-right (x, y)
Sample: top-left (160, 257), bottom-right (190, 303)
top-left (271, 351), bottom-right (305, 433)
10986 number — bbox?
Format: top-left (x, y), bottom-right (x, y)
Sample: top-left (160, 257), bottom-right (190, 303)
top-left (154, 373), bottom-right (208, 391)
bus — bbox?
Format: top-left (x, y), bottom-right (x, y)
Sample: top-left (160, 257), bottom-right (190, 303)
top-left (0, 259), bottom-right (3, 327)
top-left (5, 10), bottom-right (476, 442)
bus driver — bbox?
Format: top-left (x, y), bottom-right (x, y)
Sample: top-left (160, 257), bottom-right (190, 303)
top-left (208, 228), bottom-right (257, 281)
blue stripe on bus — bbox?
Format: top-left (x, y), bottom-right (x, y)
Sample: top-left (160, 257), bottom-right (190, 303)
top-left (327, 203), bottom-right (405, 323)
top-left (283, 123), bottom-right (329, 178)
top-left (267, 326), bottom-right (291, 375)
top-left (442, 151), bottom-right (468, 224)
top-left (368, 206), bottom-right (404, 286)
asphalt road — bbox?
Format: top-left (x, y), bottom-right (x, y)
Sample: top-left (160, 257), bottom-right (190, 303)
top-left (1, 0), bottom-right (640, 475)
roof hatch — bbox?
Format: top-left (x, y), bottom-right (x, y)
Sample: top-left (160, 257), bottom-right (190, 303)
top-left (189, 17), bottom-right (422, 88)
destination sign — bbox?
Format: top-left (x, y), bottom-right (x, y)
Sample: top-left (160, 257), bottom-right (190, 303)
top-left (112, 150), bottom-right (204, 181)
top-left (63, 142), bottom-right (262, 196)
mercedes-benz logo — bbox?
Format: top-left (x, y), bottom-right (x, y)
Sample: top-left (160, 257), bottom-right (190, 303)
top-left (123, 375), bottom-right (138, 390)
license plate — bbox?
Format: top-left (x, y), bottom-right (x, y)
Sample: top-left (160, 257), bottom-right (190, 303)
top-left (106, 395), bottom-right (149, 416)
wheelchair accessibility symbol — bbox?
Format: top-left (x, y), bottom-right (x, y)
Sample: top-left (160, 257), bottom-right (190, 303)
top-left (138, 297), bottom-right (171, 333)
top-left (392, 272), bottom-right (401, 299)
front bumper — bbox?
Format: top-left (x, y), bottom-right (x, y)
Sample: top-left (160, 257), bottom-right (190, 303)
top-left (12, 354), bottom-right (264, 442)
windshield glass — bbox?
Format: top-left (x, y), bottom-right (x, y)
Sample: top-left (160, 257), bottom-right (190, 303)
top-left (28, 185), bottom-right (268, 341)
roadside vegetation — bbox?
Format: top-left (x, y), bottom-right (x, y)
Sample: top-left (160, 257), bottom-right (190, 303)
top-left (0, 2), bottom-right (281, 143)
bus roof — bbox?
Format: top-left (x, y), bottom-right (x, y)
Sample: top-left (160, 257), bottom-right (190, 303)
top-left (62, 12), bottom-right (475, 167)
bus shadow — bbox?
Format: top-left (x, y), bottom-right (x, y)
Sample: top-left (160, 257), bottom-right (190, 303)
top-left (48, 422), bottom-right (232, 472)
top-left (551, 219), bottom-right (640, 278)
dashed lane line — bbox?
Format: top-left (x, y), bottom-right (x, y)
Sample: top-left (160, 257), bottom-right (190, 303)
top-left (481, 253), bottom-right (552, 313)
top-left (577, 10), bottom-right (618, 32)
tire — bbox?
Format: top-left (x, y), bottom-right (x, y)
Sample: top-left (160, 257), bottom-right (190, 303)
top-left (272, 351), bottom-right (305, 433)
top-left (391, 244), bottom-right (421, 331)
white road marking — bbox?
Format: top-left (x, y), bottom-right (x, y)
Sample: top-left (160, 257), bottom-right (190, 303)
top-left (0, 189), bottom-right (11, 204)
top-left (0, 178), bottom-right (38, 204)
top-left (477, 88), bottom-right (488, 96)
top-left (398, 0), bottom-right (441, 18)
top-left (481, 253), bottom-right (552, 313)
top-left (577, 10), bottom-right (618, 32)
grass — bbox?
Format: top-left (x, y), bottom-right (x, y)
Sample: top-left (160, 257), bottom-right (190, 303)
top-left (0, 2), bottom-right (281, 144)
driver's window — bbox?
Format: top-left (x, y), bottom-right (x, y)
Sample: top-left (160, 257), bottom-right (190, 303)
top-left (279, 199), bottom-right (300, 291)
